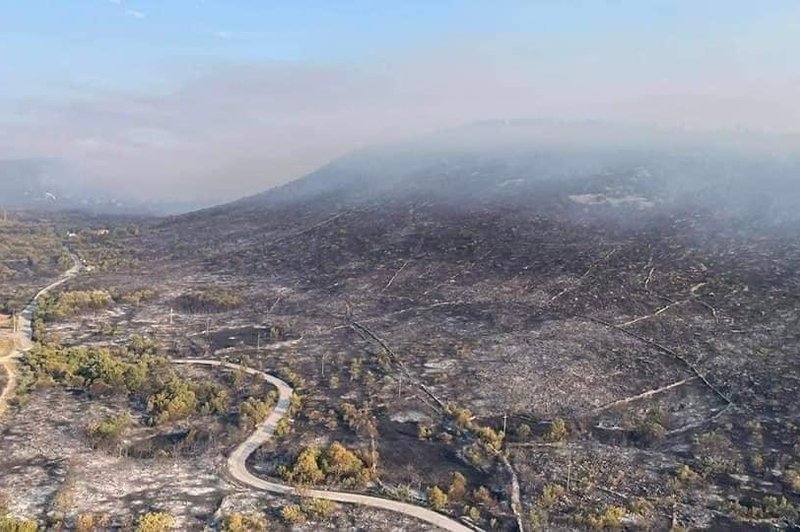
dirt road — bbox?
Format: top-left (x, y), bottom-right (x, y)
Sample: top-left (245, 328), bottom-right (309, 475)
top-left (0, 255), bottom-right (81, 418)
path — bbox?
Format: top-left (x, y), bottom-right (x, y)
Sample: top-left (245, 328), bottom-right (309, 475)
top-left (0, 255), bottom-right (81, 418)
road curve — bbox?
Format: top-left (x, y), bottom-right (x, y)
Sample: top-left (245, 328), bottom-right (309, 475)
top-left (0, 256), bottom-right (81, 418)
top-left (172, 358), bottom-right (474, 532)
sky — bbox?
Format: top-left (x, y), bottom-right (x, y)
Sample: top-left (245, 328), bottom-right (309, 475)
top-left (1, 0), bottom-right (800, 202)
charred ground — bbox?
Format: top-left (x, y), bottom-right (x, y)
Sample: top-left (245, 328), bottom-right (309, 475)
top-left (3, 128), bottom-right (800, 530)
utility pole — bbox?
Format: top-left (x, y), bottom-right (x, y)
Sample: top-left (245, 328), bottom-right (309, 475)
top-left (169, 308), bottom-right (174, 325)
top-left (567, 450), bottom-right (573, 492)
top-left (257, 332), bottom-right (261, 351)
top-left (397, 375), bottom-right (403, 398)
top-left (503, 412), bottom-right (508, 435)
top-left (205, 317), bottom-right (211, 336)
top-left (321, 352), bottom-right (327, 378)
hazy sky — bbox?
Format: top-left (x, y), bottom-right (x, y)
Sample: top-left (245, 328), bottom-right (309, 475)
top-left (1, 1), bottom-right (799, 202)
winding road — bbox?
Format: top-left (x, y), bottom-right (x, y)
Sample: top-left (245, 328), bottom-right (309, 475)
top-left (173, 359), bottom-right (474, 532)
top-left (0, 256), bottom-right (81, 418)
top-left (2, 255), bottom-right (473, 530)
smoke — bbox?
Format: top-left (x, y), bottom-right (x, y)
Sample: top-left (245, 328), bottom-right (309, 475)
top-left (2, 32), bottom-right (800, 203)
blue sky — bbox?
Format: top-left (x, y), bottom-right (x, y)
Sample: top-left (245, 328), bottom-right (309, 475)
top-left (2, 1), bottom-right (799, 201)
top-left (3, 1), bottom-right (797, 98)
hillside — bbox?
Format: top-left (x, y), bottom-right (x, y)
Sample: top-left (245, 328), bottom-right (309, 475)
top-left (123, 123), bottom-right (800, 528)
top-left (3, 123), bottom-right (800, 529)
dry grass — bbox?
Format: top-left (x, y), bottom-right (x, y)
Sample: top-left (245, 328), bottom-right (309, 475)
top-left (0, 337), bottom-right (14, 358)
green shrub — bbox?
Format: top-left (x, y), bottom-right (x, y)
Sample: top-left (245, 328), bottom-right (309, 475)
top-left (135, 512), bottom-right (174, 532)
top-left (427, 486), bottom-right (448, 510)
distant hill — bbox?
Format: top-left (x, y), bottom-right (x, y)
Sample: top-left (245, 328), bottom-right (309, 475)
top-left (220, 120), bottom-right (800, 224)
top-left (0, 158), bottom-right (200, 215)
top-left (0, 159), bottom-right (65, 208)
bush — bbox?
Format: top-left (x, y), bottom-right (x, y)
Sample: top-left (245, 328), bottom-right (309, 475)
top-left (175, 288), bottom-right (241, 313)
top-left (545, 418), bottom-right (568, 442)
top-left (279, 504), bottom-right (305, 524)
top-left (221, 512), bottom-right (267, 532)
top-left (302, 498), bottom-right (333, 520)
top-left (146, 376), bottom-right (197, 425)
top-left (675, 464), bottom-right (699, 483)
top-left (281, 443), bottom-right (372, 487)
top-left (583, 506), bottom-right (626, 529)
top-left (87, 412), bottom-right (134, 446)
top-left (238, 395), bottom-right (273, 430)
top-left (472, 486), bottom-right (493, 505)
top-left (427, 486), bottom-right (448, 510)
top-left (634, 409), bottom-right (666, 445)
top-left (274, 418), bottom-right (292, 437)
top-left (784, 467), bottom-right (800, 492)
top-left (283, 447), bottom-right (324, 485)
top-left (448, 472), bottom-right (467, 501)
top-left (0, 517), bottom-right (38, 532)
top-left (135, 512), bottom-right (174, 532)
top-left (540, 483), bottom-right (565, 508)
top-left (475, 425), bottom-right (504, 449)
top-left (75, 513), bottom-right (110, 532)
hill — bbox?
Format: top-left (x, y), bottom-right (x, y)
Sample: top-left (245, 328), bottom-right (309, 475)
top-left (31, 122), bottom-right (800, 529)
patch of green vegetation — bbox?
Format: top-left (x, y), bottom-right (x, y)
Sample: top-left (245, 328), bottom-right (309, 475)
top-left (36, 289), bottom-right (113, 321)
top-left (238, 393), bottom-right (276, 430)
top-left (724, 495), bottom-right (799, 521)
top-left (175, 288), bottom-right (242, 313)
top-left (221, 512), bottom-right (268, 532)
top-left (146, 376), bottom-right (197, 425)
top-left (0, 517), bottom-right (38, 532)
top-left (87, 412), bottom-right (134, 446)
top-left (278, 442), bottom-right (375, 488)
top-left (135, 511), bottom-right (174, 532)
top-left (545, 417), bottom-right (568, 442)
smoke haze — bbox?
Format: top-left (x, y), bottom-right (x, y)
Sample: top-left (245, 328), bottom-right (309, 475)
top-left (2, 2), bottom-right (800, 204)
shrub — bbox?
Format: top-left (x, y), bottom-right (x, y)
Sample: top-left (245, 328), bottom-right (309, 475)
top-left (516, 423), bottom-right (532, 440)
top-left (583, 506), bottom-right (626, 529)
top-left (320, 442), bottom-right (367, 483)
top-left (472, 486), bottom-right (493, 505)
top-left (175, 288), bottom-right (241, 313)
top-left (784, 467), bottom-right (800, 493)
top-left (302, 498), bottom-right (333, 520)
top-left (0, 517), bottom-right (38, 532)
top-left (238, 396), bottom-right (272, 430)
top-left (448, 472), bottom-right (468, 501)
top-left (418, 424), bottom-right (433, 439)
top-left (279, 505), bottom-right (305, 524)
top-left (545, 418), bottom-right (568, 442)
top-left (427, 486), bottom-right (448, 510)
top-left (540, 483), bottom-right (565, 508)
top-left (274, 418), bottom-right (291, 437)
top-left (283, 447), bottom-right (324, 485)
top-left (146, 376), bottom-right (197, 425)
top-left (675, 464), bottom-right (699, 483)
top-left (87, 412), bottom-right (134, 446)
top-left (135, 512), bottom-right (174, 532)
top-left (75, 513), bottom-right (110, 532)
top-left (221, 512), bottom-right (267, 532)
